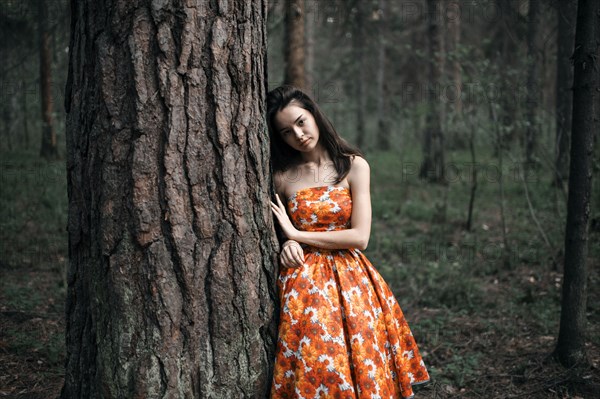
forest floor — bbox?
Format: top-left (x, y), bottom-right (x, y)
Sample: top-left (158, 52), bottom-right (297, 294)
top-left (0, 150), bottom-right (598, 398)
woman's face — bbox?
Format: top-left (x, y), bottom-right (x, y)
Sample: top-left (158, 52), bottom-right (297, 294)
top-left (273, 103), bottom-right (319, 152)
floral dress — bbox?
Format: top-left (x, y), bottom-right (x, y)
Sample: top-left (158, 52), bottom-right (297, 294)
top-left (271, 185), bottom-right (430, 399)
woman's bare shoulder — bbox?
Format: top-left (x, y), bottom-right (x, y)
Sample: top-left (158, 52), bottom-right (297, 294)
top-left (350, 155), bottom-right (370, 172)
top-left (347, 155), bottom-right (370, 189)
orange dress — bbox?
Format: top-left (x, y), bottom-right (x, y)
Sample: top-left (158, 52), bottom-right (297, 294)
top-left (271, 185), bottom-right (430, 399)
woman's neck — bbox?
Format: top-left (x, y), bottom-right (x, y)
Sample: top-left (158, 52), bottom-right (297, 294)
top-left (299, 142), bottom-right (331, 166)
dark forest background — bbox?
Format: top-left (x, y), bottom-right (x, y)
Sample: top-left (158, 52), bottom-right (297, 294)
top-left (0, 0), bottom-right (598, 397)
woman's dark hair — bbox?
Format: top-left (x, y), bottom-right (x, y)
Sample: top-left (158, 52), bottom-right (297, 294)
top-left (266, 85), bottom-right (365, 185)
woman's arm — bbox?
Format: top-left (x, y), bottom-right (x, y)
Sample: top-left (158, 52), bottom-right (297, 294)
top-left (291, 156), bottom-right (372, 250)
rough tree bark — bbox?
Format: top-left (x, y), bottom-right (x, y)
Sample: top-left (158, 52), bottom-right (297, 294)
top-left (419, 0), bottom-right (445, 183)
top-left (39, 0), bottom-right (58, 159)
top-left (554, 0), bottom-right (577, 187)
top-left (284, 0), bottom-right (305, 89)
top-left (553, 0), bottom-right (599, 369)
top-left (61, 1), bottom-right (279, 398)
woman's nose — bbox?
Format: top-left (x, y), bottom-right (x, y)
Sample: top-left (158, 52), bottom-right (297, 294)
top-left (293, 126), bottom-right (303, 138)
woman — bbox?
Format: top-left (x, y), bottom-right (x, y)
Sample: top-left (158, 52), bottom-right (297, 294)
top-left (268, 85), bottom-right (429, 399)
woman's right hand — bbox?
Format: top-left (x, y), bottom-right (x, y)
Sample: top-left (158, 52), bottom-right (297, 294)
top-left (279, 240), bottom-right (304, 269)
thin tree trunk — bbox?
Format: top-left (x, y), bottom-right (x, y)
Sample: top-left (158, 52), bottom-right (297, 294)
top-left (3, 101), bottom-right (12, 151)
top-left (554, 0), bottom-right (577, 187)
top-left (9, 93), bottom-right (18, 149)
top-left (465, 106), bottom-right (477, 231)
top-left (448, 0), bottom-right (462, 115)
top-left (525, 0), bottom-right (540, 168)
top-left (22, 80), bottom-right (29, 149)
top-left (61, 1), bottom-right (278, 397)
top-left (489, 102), bottom-right (512, 268)
top-left (353, 0), bottom-right (367, 149)
top-left (494, 0), bottom-right (522, 154)
top-left (438, 5), bottom-right (446, 152)
top-left (376, 0), bottom-right (390, 150)
top-left (419, 0), bottom-right (445, 183)
top-left (305, 0), bottom-right (315, 95)
top-left (554, 0), bottom-right (598, 369)
top-left (39, 0), bottom-right (58, 159)
top-left (284, 0), bottom-right (305, 89)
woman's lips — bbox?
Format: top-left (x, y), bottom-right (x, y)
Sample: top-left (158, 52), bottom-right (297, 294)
top-left (300, 138), bottom-right (310, 147)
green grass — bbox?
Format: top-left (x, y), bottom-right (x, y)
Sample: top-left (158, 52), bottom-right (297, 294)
top-left (1, 144), bottom-right (598, 396)
top-left (0, 150), bottom-right (68, 273)
top-left (1, 281), bottom-right (44, 313)
top-left (4, 325), bottom-right (65, 366)
top-left (0, 149), bottom-right (67, 373)
top-left (364, 145), bottom-right (599, 392)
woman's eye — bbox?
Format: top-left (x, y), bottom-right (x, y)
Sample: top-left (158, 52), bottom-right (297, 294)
top-left (298, 120), bottom-right (305, 126)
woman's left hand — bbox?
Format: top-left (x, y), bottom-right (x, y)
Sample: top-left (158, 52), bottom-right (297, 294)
top-left (270, 194), bottom-right (300, 241)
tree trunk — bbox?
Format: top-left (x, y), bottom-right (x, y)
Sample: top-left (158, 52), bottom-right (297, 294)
top-left (554, 0), bottom-right (577, 187)
top-left (284, 0), bottom-right (305, 89)
top-left (446, 0), bottom-right (462, 150)
top-left (554, 0), bottom-right (599, 369)
top-left (493, 0), bottom-right (523, 154)
top-left (9, 92), bottom-right (18, 149)
top-left (419, 0), bottom-right (445, 183)
top-left (39, 0), bottom-right (58, 159)
top-left (22, 80), bottom-right (29, 149)
top-left (375, 0), bottom-right (390, 151)
top-left (448, 0), bottom-right (462, 115)
top-left (353, 0), bottom-right (367, 149)
top-left (3, 99), bottom-right (12, 151)
top-left (61, 1), bottom-right (279, 398)
top-left (305, 0), bottom-right (315, 95)
top-left (524, 0), bottom-right (540, 168)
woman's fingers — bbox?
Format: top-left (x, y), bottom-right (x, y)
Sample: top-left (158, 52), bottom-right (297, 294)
top-left (291, 246), bottom-right (303, 266)
top-left (272, 195), bottom-right (284, 209)
top-left (279, 251), bottom-right (292, 269)
top-left (279, 254), bottom-right (287, 268)
top-left (280, 252), bottom-right (296, 269)
top-left (284, 245), bottom-right (303, 267)
top-left (282, 247), bottom-right (294, 268)
top-left (280, 245), bottom-right (303, 268)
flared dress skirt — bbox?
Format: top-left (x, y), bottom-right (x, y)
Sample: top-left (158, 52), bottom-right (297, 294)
top-left (270, 185), bottom-right (430, 399)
